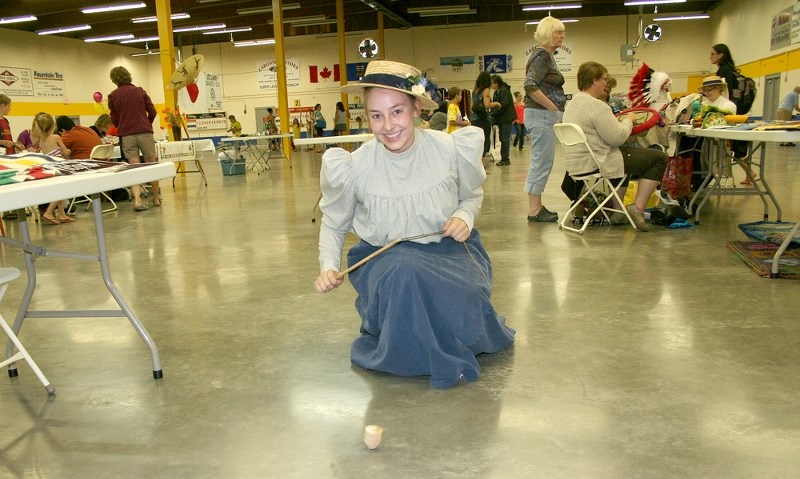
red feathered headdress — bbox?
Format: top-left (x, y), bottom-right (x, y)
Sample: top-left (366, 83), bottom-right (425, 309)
top-left (629, 63), bottom-right (671, 108)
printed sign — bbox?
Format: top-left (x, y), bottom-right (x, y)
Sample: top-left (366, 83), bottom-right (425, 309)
top-left (0, 67), bottom-right (34, 97)
top-left (32, 70), bottom-right (65, 98)
top-left (186, 112), bottom-right (227, 131)
top-left (479, 55), bottom-right (512, 73)
top-left (258, 58), bottom-right (300, 90)
top-left (205, 73), bottom-right (222, 109)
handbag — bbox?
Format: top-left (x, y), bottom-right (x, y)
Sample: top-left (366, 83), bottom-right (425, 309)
top-left (661, 156), bottom-right (693, 199)
top-left (315, 119), bottom-right (327, 129)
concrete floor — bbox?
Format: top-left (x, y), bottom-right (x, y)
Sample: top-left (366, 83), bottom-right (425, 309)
top-left (0, 142), bottom-right (798, 478)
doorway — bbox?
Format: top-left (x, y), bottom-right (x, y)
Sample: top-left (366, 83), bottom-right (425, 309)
top-left (254, 106), bottom-right (280, 135)
top-left (761, 74), bottom-right (781, 121)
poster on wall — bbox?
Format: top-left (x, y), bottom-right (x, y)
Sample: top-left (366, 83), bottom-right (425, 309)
top-left (205, 73), bottom-right (222, 109)
top-left (771, 6), bottom-right (793, 50)
top-left (523, 43), bottom-right (573, 74)
top-left (258, 58), bottom-right (300, 90)
top-left (0, 67), bottom-right (34, 97)
top-left (479, 55), bottom-right (512, 73)
top-left (347, 62), bottom-right (369, 81)
top-left (791, 0), bottom-right (800, 45)
top-left (32, 70), bottom-right (65, 98)
top-left (185, 112), bottom-right (227, 131)
top-left (440, 56), bottom-right (476, 73)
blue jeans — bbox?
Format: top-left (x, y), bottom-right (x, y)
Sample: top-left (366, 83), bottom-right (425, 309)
top-left (524, 108), bottom-right (562, 195)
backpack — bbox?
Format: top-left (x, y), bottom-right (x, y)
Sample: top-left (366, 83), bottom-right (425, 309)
top-left (730, 70), bottom-right (756, 114)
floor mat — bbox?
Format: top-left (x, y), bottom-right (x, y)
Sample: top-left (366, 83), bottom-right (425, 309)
top-left (727, 240), bottom-right (800, 279)
top-left (738, 221), bottom-right (800, 247)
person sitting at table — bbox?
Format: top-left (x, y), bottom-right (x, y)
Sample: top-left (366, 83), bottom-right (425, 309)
top-left (313, 60), bottom-right (515, 388)
top-left (30, 113), bottom-right (75, 225)
top-left (56, 116), bottom-right (101, 159)
top-left (562, 61), bottom-right (667, 232)
top-left (90, 114), bottom-right (112, 139)
top-left (227, 115), bottom-right (242, 137)
top-left (697, 75), bottom-right (746, 185)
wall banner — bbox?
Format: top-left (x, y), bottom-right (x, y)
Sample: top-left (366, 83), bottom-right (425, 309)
top-left (258, 58), bottom-right (300, 91)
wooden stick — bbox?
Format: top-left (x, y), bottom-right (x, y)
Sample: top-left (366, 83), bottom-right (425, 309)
top-left (334, 230), bottom-right (443, 280)
top-left (335, 239), bottom-right (401, 280)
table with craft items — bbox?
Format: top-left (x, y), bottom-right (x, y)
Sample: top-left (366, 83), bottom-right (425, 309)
top-left (672, 124), bottom-right (800, 278)
top-left (113, 139), bottom-right (215, 186)
top-left (0, 161), bottom-right (176, 380)
top-left (219, 134), bottom-right (294, 174)
top-left (294, 133), bottom-right (375, 222)
top-left (671, 124), bottom-right (800, 224)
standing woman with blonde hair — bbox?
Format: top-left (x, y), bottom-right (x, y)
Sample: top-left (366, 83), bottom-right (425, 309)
top-left (523, 15), bottom-right (566, 223)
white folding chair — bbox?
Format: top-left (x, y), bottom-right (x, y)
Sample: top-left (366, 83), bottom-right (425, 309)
top-left (0, 267), bottom-right (54, 394)
top-left (553, 123), bottom-right (637, 234)
top-left (68, 144), bottom-right (119, 214)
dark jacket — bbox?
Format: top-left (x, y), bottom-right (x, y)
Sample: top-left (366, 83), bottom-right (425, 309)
top-left (492, 82), bottom-right (516, 125)
top-left (108, 83), bottom-right (157, 136)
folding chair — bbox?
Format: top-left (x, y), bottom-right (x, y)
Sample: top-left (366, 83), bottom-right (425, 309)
top-left (0, 267), bottom-right (54, 394)
top-left (67, 144), bottom-right (118, 214)
top-left (553, 123), bottom-right (637, 234)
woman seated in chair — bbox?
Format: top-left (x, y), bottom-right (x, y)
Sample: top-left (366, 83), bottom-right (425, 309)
top-left (562, 61), bottom-right (667, 232)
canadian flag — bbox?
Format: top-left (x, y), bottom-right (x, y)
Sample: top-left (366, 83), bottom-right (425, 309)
top-left (309, 65), bottom-right (340, 83)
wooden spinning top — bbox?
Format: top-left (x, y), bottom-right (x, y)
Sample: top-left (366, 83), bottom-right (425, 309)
top-left (363, 424), bottom-right (383, 449)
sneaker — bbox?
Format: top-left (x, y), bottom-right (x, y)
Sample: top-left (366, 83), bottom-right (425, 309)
top-left (626, 204), bottom-right (651, 232)
top-left (528, 206), bottom-right (558, 223)
top-left (496, 160), bottom-right (510, 166)
top-left (658, 190), bottom-right (680, 206)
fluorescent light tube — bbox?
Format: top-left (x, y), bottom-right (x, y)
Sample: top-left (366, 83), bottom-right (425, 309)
top-left (131, 13), bottom-right (190, 23)
top-left (234, 39), bottom-right (276, 47)
top-left (237, 3), bottom-right (301, 15)
top-left (653, 13), bottom-right (709, 21)
top-left (84, 33), bottom-right (135, 42)
top-left (131, 50), bottom-right (160, 57)
top-left (526, 18), bottom-right (580, 24)
top-left (173, 23), bottom-right (226, 33)
top-left (82, 2), bottom-right (146, 14)
top-left (522, 4), bottom-right (581, 11)
top-left (418, 10), bottom-right (476, 17)
top-left (37, 25), bottom-right (92, 35)
top-left (203, 27), bottom-right (253, 34)
top-left (624, 0), bottom-right (686, 6)
top-left (120, 36), bottom-right (159, 43)
top-left (0, 15), bottom-right (37, 24)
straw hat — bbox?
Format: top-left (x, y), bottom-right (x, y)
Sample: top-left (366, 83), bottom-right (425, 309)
top-left (341, 60), bottom-right (439, 110)
top-left (698, 75), bottom-right (727, 91)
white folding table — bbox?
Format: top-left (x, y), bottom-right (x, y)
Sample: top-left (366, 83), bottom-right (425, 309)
top-left (294, 134), bottom-right (375, 222)
top-left (219, 134), bottom-right (294, 173)
top-left (0, 162), bottom-right (176, 380)
top-left (112, 139), bottom-right (215, 186)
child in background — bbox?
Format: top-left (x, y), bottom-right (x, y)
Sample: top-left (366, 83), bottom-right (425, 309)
top-left (227, 115), bottom-right (242, 136)
top-left (446, 87), bottom-right (470, 134)
top-left (31, 113), bottom-right (74, 225)
top-left (291, 117), bottom-right (301, 151)
top-left (512, 91), bottom-right (525, 151)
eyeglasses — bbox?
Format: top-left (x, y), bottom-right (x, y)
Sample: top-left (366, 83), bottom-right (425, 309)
top-left (600, 77), bottom-right (609, 82)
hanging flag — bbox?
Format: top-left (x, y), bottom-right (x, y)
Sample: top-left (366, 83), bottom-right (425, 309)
top-left (309, 65), bottom-right (340, 83)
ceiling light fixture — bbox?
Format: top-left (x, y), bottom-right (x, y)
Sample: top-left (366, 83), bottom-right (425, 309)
top-left (233, 38), bottom-right (276, 47)
top-left (624, 0), bottom-right (686, 6)
top-left (408, 5), bottom-right (475, 15)
top-left (120, 36), bottom-right (159, 43)
top-left (131, 13), bottom-right (190, 23)
top-left (526, 17), bottom-right (580, 24)
top-left (173, 23), bottom-right (226, 32)
top-left (522, 3), bottom-right (581, 11)
top-left (203, 27), bottom-right (253, 34)
top-left (37, 24), bottom-right (92, 35)
top-left (292, 19), bottom-right (338, 27)
top-left (84, 33), bottom-right (135, 42)
top-left (131, 50), bottom-right (160, 57)
top-left (268, 15), bottom-right (327, 24)
top-left (237, 3), bottom-right (301, 15)
top-left (82, 2), bottom-right (146, 14)
top-left (653, 13), bottom-right (709, 20)
top-left (0, 15), bottom-right (38, 24)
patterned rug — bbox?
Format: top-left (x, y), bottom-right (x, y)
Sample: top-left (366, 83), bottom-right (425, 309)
top-left (727, 241), bottom-right (800, 279)
top-left (738, 221), bottom-right (800, 247)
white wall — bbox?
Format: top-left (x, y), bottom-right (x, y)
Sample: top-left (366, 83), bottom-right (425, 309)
top-left (1, 0), bottom-right (796, 136)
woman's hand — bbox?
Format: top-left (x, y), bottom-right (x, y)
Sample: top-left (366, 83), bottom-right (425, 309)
top-left (443, 217), bottom-right (470, 243)
top-left (315, 269), bottom-right (344, 293)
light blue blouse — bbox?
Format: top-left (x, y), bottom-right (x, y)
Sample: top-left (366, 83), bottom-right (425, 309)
top-left (318, 126), bottom-right (486, 272)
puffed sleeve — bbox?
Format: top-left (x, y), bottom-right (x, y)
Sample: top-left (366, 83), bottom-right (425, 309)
top-left (450, 126), bottom-right (486, 230)
top-left (318, 147), bottom-right (356, 272)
